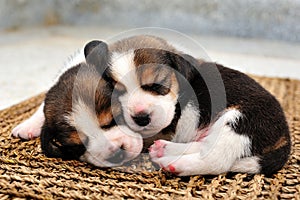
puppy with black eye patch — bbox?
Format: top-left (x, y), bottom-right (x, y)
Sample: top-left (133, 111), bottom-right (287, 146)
top-left (98, 35), bottom-right (291, 176)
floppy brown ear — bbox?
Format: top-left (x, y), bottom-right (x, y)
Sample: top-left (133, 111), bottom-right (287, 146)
top-left (84, 40), bottom-right (109, 75)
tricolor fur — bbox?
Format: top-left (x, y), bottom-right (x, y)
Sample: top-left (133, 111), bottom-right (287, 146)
top-left (12, 35), bottom-right (291, 176)
top-left (102, 36), bottom-right (291, 176)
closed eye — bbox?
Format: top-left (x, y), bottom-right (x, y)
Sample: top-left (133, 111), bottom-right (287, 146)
top-left (51, 138), bottom-right (63, 148)
top-left (141, 83), bottom-right (170, 95)
top-left (100, 119), bottom-right (116, 130)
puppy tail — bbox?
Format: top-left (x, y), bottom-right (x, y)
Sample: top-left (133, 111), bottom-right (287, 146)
top-left (260, 140), bottom-right (291, 176)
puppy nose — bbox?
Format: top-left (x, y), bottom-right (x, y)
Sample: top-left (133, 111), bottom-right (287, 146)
top-left (134, 104), bottom-right (146, 114)
top-left (106, 148), bottom-right (125, 164)
top-left (132, 113), bottom-right (151, 127)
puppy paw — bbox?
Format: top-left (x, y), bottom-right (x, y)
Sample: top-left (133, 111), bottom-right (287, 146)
top-left (11, 118), bottom-right (42, 140)
top-left (154, 156), bottom-right (183, 175)
top-left (149, 140), bottom-right (168, 159)
top-left (162, 164), bottom-right (179, 174)
top-left (153, 154), bottom-right (201, 176)
top-left (149, 141), bottom-right (203, 176)
top-left (149, 140), bottom-right (183, 175)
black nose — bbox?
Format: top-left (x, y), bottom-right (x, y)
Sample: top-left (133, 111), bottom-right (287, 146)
top-left (106, 148), bottom-right (125, 164)
top-left (132, 113), bottom-right (151, 127)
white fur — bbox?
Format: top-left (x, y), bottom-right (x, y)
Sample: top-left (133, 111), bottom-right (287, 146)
top-left (110, 51), bottom-right (137, 91)
top-left (66, 100), bottom-right (143, 167)
top-left (110, 51), bottom-right (178, 137)
top-left (11, 103), bottom-right (45, 139)
top-left (65, 99), bottom-right (102, 139)
top-left (172, 102), bottom-right (200, 143)
top-left (230, 156), bottom-right (260, 173)
top-left (120, 89), bottom-right (177, 137)
top-left (80, 125), bottom-right (143, 167)
top-left (150, 109), bottom-right (259, 176)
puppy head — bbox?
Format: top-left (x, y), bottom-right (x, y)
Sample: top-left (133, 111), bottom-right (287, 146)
top-left (41, 41), bottom-right (143, 167)
top-left (107, 47), bottom-right (183, 137)
top-left (100, 36), bottom-right (201, 137)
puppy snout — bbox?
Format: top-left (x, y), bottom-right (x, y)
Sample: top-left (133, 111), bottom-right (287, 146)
top-left (132, 112), bottom-right (151, 127)
top-left (134, 104), bottom-right (147, 114)
top-left (106, 146), bottom-right (125, 164)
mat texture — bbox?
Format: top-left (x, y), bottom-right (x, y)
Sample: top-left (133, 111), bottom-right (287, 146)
top-left (0, 76), bottom-right (299, 199)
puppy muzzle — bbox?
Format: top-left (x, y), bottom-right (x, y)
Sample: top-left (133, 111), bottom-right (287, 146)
top-left (132, 113), bottom-right (151, 127)
top-left (106, 146), bottom-right (126, 164)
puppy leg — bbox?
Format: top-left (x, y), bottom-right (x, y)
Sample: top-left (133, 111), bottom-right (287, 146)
top-left (150, 109), bottom-right (258, 176)
top-left (149, 140), bottom-right (203, 158)
top-left (149, 127), bottom-right (209, 157)
top-left (11, 102), bottom-right (45, 140)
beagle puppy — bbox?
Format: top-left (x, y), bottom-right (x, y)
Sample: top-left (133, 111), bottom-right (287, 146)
top-left (12, 35), bottom-right (291, 176)
top-left (100, 35), bottom-right (291, 176)
top-left (12, 41), bottom-right (143, 167)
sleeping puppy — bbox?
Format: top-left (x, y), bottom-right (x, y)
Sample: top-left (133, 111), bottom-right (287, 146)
top-left (12, 35), bottom-right (291, 176)
top-left (12, 41), bottom-right (143, 167)
top-left (97, 35), bottom-right (291, 176)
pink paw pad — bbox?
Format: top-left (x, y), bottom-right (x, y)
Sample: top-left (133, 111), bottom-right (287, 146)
top-left (161, 164), bottom-right (179, 175)
top-left (154, 140), bottom-right (166, 149)
top-left (153, 140), bottom-right (167, 157)
top-left (168, 165), bottom-right (176, 173)
top-left (157, 148), bottom-right (164, 158)
top-left (28, 132), bottom-right (33, 139)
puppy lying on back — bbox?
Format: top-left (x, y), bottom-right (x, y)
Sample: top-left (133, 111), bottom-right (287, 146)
top-left (12, 35), bottom-right (291, 176)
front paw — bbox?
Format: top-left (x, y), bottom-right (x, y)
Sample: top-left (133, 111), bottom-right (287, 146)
top-left (149, 140), bottom-right (167, 160)
top-left (151, 155), bottom-right (183, 175)
top-left (149, 140), bottom-right (180, 175)
top-left (11, 118), bottom-right (42, 140)
top-left (149, 140), bottom-right (196, 175)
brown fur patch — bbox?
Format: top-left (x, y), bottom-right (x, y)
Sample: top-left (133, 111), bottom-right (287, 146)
top-left (169, 73), bottom-right (179, 100)
top-left (98, 111), bottom-right (113, 127)
top-left (138, 65), bottom-right (157, 84)
top-left (134, 49), bottom-right (180, 98)
top-left (109, 35), bottom-right (176, 54)
top-left (65, 132), bottom-right (85, 145)
top-left (133, 48), bottom-right (170, 68)
top-left (263, 136), bottom-right (289, 154)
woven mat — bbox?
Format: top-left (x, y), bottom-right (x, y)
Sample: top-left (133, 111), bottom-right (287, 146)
top-left (0, 76), bottom-right (299, 199)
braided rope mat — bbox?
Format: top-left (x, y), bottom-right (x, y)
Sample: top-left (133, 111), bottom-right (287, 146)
top-left (0, 76), bottom-right (299, 199)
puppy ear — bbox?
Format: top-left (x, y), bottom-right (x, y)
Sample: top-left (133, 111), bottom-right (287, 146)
top-left (40, 125), bottom-right (86, 159)
top-left (168, 52), bottom-right (200, 81)
top-left (167, 51), bottom-right (209, 106)
top-left (40, 125), bottom-right (64, 158)
top-left (84, 40), bottom-right (103, 57)
top-left (84, 40), bottom-right (109, 74)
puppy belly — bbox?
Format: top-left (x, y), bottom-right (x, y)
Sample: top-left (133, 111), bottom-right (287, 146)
top-left (11, 103), bottom-right (45, 140)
